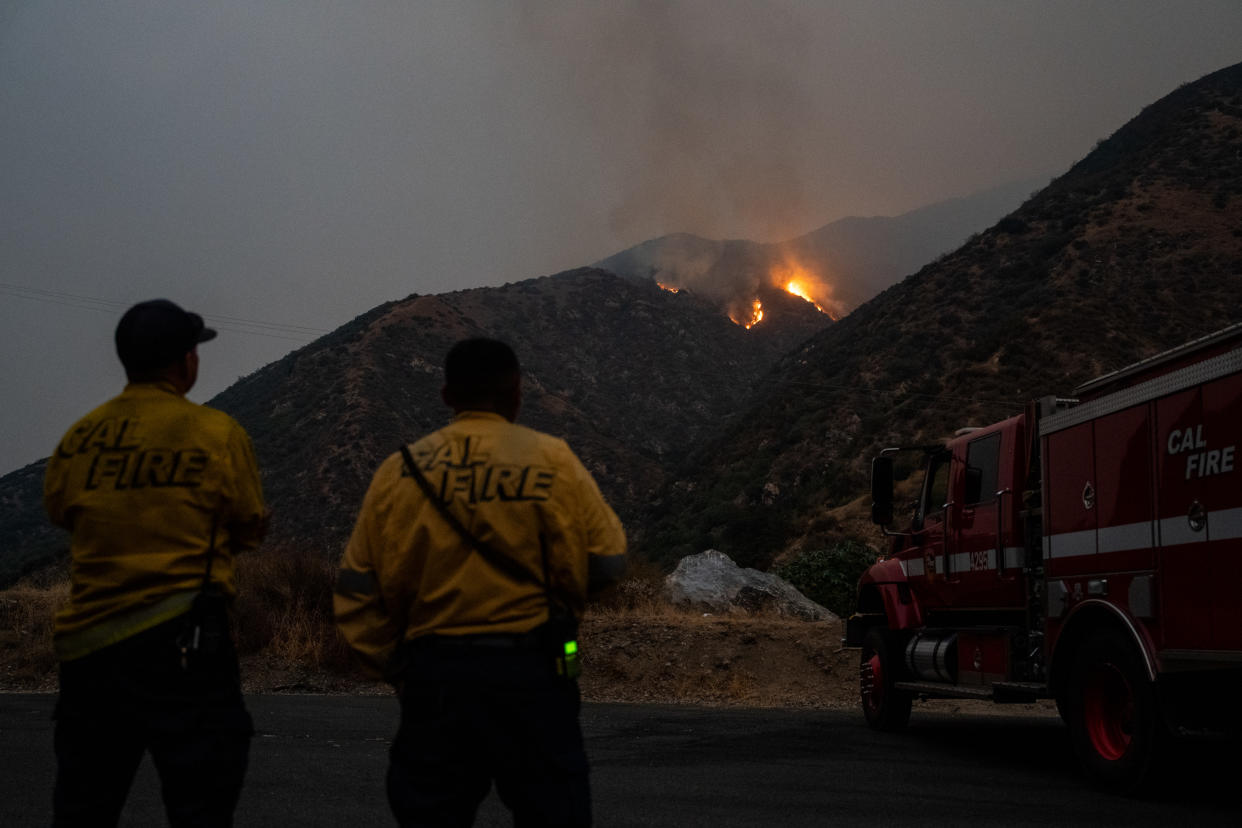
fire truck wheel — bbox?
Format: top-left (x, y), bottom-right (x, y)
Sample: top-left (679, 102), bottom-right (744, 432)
top-left (1066, 628), bottom-right (1165, 794)
top-left (860, 627), bottom-right (912, 731)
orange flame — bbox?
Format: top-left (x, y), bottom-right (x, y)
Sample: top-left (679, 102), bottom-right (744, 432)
top-left (729, 298), bottom-right (764, 329)
top-left (770, 259), bottom-right (838, 320)
top-left (783, 279), bottom-right (820, 309)
top-left (656, 282), bottom-right (681, 293)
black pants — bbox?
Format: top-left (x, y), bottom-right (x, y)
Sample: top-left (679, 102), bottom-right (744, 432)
top-left (53, 614), bottom-right (253, 827)
top-left (389, 642), bottom-right (591, 828)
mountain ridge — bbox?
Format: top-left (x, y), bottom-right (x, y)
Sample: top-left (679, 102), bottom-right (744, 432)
top-left (595, 177), bottom-right (1039, 318)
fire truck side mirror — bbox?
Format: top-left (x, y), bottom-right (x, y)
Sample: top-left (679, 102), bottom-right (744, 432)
top-left (871, 456), bottom-right (894, 525)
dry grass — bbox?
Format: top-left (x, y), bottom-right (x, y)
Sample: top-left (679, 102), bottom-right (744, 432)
top-left (586, 557), bottom-right (708, 621)
top-left (0, 545), bottom-right (363, 691)
top-left (231, 544), bottom-right (355, 675)
top-left (0, 578), bottom-right (67, 688)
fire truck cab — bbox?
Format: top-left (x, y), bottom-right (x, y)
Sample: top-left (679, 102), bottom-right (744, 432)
top-left (849, 324), bottom-right (1242, 792)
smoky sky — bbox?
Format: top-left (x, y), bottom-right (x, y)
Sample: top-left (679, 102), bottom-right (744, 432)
top-left (3, 1), bottom-right (1242, 474)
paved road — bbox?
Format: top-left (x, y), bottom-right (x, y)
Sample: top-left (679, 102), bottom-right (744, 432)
top-left (2, 693), bottom-right (1237, 826)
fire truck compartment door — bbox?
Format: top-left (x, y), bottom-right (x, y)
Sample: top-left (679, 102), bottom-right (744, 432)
top-left (1091, 404), bottom-right (1156, 576)
top-left (1045, 421), bottom-right (1099, 576)
top-left (1156, 387), bottom-right (1221, 649)
top-left (1202, 374), bottom-right (1242, 650)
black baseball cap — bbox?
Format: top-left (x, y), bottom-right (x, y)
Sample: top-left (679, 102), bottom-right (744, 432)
top-left (115, 299), bottom-right (217, 374)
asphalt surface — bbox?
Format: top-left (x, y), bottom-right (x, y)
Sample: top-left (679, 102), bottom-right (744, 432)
top-left (2, 693), bottom-right (1237, 826)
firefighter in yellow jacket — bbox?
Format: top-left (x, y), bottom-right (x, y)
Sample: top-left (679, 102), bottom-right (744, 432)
top-left (44, 299), bottom-right (267, 827)
top-left (336, 338), bottom-right (626, 828)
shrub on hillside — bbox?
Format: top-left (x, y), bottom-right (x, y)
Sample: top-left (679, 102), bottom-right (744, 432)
top-left (774, 539), bottom-right (877, 617)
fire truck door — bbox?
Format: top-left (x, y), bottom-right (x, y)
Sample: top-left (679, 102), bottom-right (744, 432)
top-left (1155, 388), bottom-right (1214, 649)
top-left (954, 430), bottom-right (1025, 608)
top-left (1200, 373), bottom-right (1242, 651)
top-left (902, 451), bottom-right (953, 608)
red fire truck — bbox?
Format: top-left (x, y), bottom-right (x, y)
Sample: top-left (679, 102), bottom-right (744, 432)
top-left (849, 323), bottom-right (1242, 792)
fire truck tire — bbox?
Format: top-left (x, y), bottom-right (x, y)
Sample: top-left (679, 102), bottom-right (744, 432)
top-left (860, 627), bottom-right (912, 731)
top-left (1066, 628), bottom-right (1166, 794)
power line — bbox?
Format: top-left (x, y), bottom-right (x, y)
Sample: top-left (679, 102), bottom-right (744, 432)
top-left (0, 283), bottom-right (123, 314)
top-left (0, 282), bottom-right (330, 342)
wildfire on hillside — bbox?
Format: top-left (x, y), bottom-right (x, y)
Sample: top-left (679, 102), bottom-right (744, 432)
top-left (729, 298), bottom-right (764, 329)
top-left (721, 258), bottom-right (837, 331)
top-left (784, 279), bottom-right (820, 309)
top-left (770, 258), bottom-right (838, 320)
top-left (651, 252), bottom-right (837, 330)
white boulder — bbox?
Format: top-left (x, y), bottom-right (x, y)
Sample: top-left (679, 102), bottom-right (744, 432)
top-left (663, 550), bottom-right (836, 621)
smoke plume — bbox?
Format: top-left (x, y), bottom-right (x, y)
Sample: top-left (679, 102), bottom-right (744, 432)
top-left (515, 1), bottom-right (823, 244)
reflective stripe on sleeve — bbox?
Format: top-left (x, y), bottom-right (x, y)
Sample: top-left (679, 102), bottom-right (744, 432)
top-left (336, 568), bottom-right (379, 596)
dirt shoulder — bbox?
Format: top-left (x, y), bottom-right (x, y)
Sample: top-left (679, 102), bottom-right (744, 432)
top-left (225, 612), bottom-right (858, 707)
top-left (579, 613), bottom-right (857, 709)
top-left (575, 613), bottom-right (1055, 718)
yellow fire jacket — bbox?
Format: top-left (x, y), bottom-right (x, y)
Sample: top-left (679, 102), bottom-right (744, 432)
top-left (44, 382), bottom-right (267, 661)
top-left (334, 411), bottom-right (627, 677)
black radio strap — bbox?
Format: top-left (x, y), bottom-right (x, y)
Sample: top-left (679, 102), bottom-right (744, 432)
top-left (398, 444), bottom-right (549, 592)
top-left (201, 515), bottom-right (219, 591)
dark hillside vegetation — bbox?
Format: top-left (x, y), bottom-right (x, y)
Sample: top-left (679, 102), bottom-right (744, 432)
top-left (0, 460), bottom-right (66, 584)
top-left (0, 267), bottom-right (828, 583)
top-left (159, 269), bottom-right (827, 561)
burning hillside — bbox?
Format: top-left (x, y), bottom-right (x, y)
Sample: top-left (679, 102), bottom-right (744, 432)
top-left (773, 259), bottom-right (836, 319)
top-left (728, 298), bottom-right (765, 329)
top-left (654, 253), bottom-right (837, 332)
top-left (595, 181), bottom-right (1036, 326)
